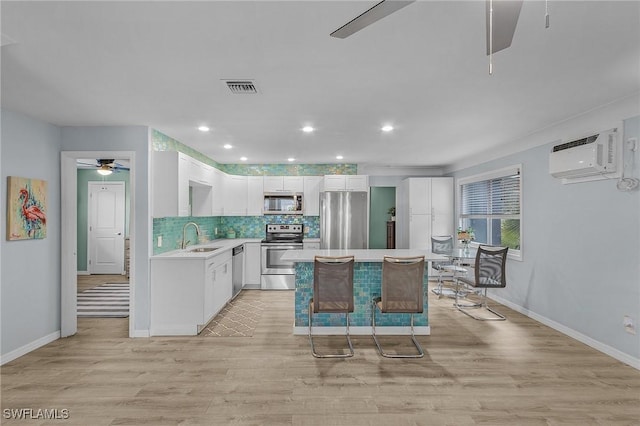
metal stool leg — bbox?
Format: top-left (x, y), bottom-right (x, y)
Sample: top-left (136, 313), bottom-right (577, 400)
top-left (371, 300), bottom-right (424, 358)
top-left (308, 300), bottom-right (354, 358)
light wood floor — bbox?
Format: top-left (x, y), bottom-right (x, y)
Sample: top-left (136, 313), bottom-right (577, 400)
top-left (2, 281), bottom-right (639, 425)
top-left (77, 274), bottom-right (129, 293)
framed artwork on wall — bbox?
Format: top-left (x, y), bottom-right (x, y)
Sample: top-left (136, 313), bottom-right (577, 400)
top-left (6, 176), bottom-right (47, 240)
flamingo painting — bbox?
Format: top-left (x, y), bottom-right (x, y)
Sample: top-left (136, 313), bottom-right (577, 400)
top-left (7, 176), bottom-right (48, 240)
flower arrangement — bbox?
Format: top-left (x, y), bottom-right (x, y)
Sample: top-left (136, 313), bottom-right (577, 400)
top-left (457, 227), bottom-right (474, 248)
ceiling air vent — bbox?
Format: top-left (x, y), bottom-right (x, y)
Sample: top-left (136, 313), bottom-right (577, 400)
top-left (225, 80), bottom-right (258, 94)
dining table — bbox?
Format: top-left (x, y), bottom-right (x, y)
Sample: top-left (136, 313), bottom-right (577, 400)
top-left (432, 247), bottom-right (478, 298)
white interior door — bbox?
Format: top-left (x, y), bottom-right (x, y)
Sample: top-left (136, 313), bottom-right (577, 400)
top-left (89, 182), bottom-right (125, 274)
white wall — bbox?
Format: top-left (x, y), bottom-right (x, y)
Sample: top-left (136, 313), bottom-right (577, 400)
top-left (1, 109), bottom-right (62, 360)
top-left (448, 98), bottom-right (640, 368)
top-left (60, 126), bottom-right (151, 335)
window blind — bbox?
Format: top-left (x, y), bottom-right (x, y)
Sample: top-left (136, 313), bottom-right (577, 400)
top-left (460, 171), bottom-right (520, 218)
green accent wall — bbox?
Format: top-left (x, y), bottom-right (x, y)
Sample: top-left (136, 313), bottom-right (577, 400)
top-left (369, 187), bottom-right (396, 249)
top-left (77, 169), bottom-right (130, 271)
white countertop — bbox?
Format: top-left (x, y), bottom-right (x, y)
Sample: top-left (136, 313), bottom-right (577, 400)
top-left (151, 238), bottom-right (263, 260)
top-left (281, 249), bottom-right (449, 262)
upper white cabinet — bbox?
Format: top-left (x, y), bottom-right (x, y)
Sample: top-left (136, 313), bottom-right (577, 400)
top-left (246, 176), bottom-right (264, 216)
top-left (303, 176), bottom-right (322, 216)
top-left (210, 168), bottom-right (225, 216)
top-left (263, 176), bottom-right (304, 192)
top-left (152, 151), bottom-right (190, 217)
top-left (323, 175), bottom-right (369, 192)
top-left (223, 174), bottom-right (247, 216)
top-left (188, 157), bottom-right (212, 186)
top-left (396, 177), bottom-right (453, 249)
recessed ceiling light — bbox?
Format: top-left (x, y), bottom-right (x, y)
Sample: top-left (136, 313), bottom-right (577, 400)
top-left (336, 155), bottom-right (344, 160)
top-left (198, 126), bottom-right (210, 132)
top-left (288, 157), bottom-right (295, 162)
top-left (240, 157), bottom-right (248, 162)
top-left (302, 126), bottom-right (314, 133)
top-left (223, 144), bottom-right (233, 149)
top-left (381, 125), bottom-right (394, 132)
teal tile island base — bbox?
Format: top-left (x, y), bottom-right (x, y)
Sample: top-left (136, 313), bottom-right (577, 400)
top-left (284, 249), bottom-right (447, 336)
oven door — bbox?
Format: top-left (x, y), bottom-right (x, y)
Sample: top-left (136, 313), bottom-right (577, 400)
top-left (261, 244), bottom-right (302, 274)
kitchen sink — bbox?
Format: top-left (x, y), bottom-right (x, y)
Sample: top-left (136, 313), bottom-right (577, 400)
top-left (189, 247), bottom-right (219, 253)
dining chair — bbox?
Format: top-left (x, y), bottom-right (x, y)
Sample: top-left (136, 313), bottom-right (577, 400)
top-left (454, 245), bottom-right (509, 321)
top-left (431, 235), bottom-right (468, 299)
top-left (309, 255), bottom-right (355, 358)
top-left (372, 255), bottom-right (426, 358)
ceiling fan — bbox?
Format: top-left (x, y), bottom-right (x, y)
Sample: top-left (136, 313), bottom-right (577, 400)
top-left (77, 159), bottom-right (130, 176)
top-left (330, 0), bottom-right (533, 73)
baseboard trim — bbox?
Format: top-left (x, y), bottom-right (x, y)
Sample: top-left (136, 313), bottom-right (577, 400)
top-left (294, 326), bottom-right (430, 336)
top-left (490, 294), bottom-right (640, 370)
top-left (0, 331), bottom-right (60, 365)
top-left (77, 270), bottom-right (90, 276)
top-left (131, 329), bottom-right (150, 338)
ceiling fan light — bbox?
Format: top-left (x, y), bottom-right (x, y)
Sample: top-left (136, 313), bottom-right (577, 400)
top-left (97, 166), bottom-right (112, 176)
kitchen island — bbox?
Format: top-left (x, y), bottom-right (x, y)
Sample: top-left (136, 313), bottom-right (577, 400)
top-left (282, 249), bottom-right (448, 336)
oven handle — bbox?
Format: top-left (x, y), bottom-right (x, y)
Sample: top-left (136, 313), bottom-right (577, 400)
top-left (261, 244), bottom-right (303, 249)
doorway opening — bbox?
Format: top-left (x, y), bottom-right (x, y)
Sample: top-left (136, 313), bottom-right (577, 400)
top-left (61, 151), bottom-right (135, 338)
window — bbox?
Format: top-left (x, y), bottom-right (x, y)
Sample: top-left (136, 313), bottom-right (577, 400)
top-left (457, 165), bottom-right (522, 260)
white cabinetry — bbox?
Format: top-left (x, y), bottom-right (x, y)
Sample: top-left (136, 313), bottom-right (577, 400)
top-left (150, 250), bottom-right (233, 336)
top-left (303, 176), bottom-right (322, 216)
top-left (243, 242), bottom-right (261, 288)
top-left (246, 176), bottom-right (264, 216)
top-left (223, 175), bottom-right (247, 216)
top-left (396, 177), bottom-right (453, 249)
top-left (322, 175), bottom-right (369, 191)
top-left (152, 151), bottom-right (190, 217)
top-left (210, 168), bottom-right (225, 216)
top-left (263, 176), bottom-right (304, 192)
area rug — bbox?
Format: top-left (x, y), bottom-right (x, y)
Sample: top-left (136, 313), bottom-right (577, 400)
top-left (201, 291), bottom-right (266, 337)
top-left (77, 283), bottom-right (129, 318)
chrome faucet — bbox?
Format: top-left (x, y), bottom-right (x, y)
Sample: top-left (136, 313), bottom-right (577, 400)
top-left (181, 222), bottom-right (201, 250)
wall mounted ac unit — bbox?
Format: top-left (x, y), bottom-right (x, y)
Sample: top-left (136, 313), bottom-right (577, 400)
top-left (549, 129), bottom-right (618, 181)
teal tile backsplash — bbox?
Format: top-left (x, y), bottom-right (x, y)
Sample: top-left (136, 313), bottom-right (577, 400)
top-left (151, 129), bottom-right (357, 176)
top-left (153, 215), bottom-right (319, 255)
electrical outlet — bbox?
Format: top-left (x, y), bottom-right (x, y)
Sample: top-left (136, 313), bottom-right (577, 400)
top-left (623, 315), bottom-right (636, 335)
top-left (157, 235), bottom-right (163, 247)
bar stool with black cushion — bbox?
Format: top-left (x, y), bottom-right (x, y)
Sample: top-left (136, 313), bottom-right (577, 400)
top-left (454, 246), bottom-right (509, 321)
top-left (372, 256), bottom-right (426, 358)
top-left (431, 236), bottom-right (468, 299)
top-left (309, 255), bottom-right (355, 358)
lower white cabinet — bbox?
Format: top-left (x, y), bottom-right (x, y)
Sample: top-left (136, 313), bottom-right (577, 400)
top-left (150, 250), bottom-right (232, 336)
top-left (243, 242), bottom-right (261, 288)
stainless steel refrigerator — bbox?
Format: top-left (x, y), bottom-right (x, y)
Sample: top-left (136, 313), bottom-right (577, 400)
top-left (319, 191), bottom-right (368, 249)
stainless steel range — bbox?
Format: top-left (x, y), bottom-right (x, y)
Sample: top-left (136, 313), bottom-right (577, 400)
top-left (261, 224), bottom-right (303, 290)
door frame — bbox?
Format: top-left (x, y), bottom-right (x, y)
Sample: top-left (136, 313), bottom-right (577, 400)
top-left (87, 181), bottom-right (126, 275)
top-left (61, 151), bottom-right (136, 338)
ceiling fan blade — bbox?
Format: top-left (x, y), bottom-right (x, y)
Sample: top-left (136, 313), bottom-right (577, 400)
top-left (486, 0), bottom-right (523, 55)
top-left (330, 0), bottom-right (415, 39)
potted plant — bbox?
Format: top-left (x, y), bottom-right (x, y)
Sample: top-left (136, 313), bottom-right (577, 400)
top-left (388, 207), bottom-right (396, 221)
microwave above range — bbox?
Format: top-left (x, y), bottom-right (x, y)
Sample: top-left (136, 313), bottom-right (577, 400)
top-left (263, 192), bottom-right (303, 215)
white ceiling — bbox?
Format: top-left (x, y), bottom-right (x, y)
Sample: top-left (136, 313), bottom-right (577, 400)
top-left (2, 1), bottom-right (639, 167)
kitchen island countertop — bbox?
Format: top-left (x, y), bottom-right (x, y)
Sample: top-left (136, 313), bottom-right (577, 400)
top-left (282, 248), bottom-right (448, 263)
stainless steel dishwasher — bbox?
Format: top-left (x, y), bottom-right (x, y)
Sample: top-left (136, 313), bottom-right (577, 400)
top-left (232, 245), bottom-right (244, 299)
